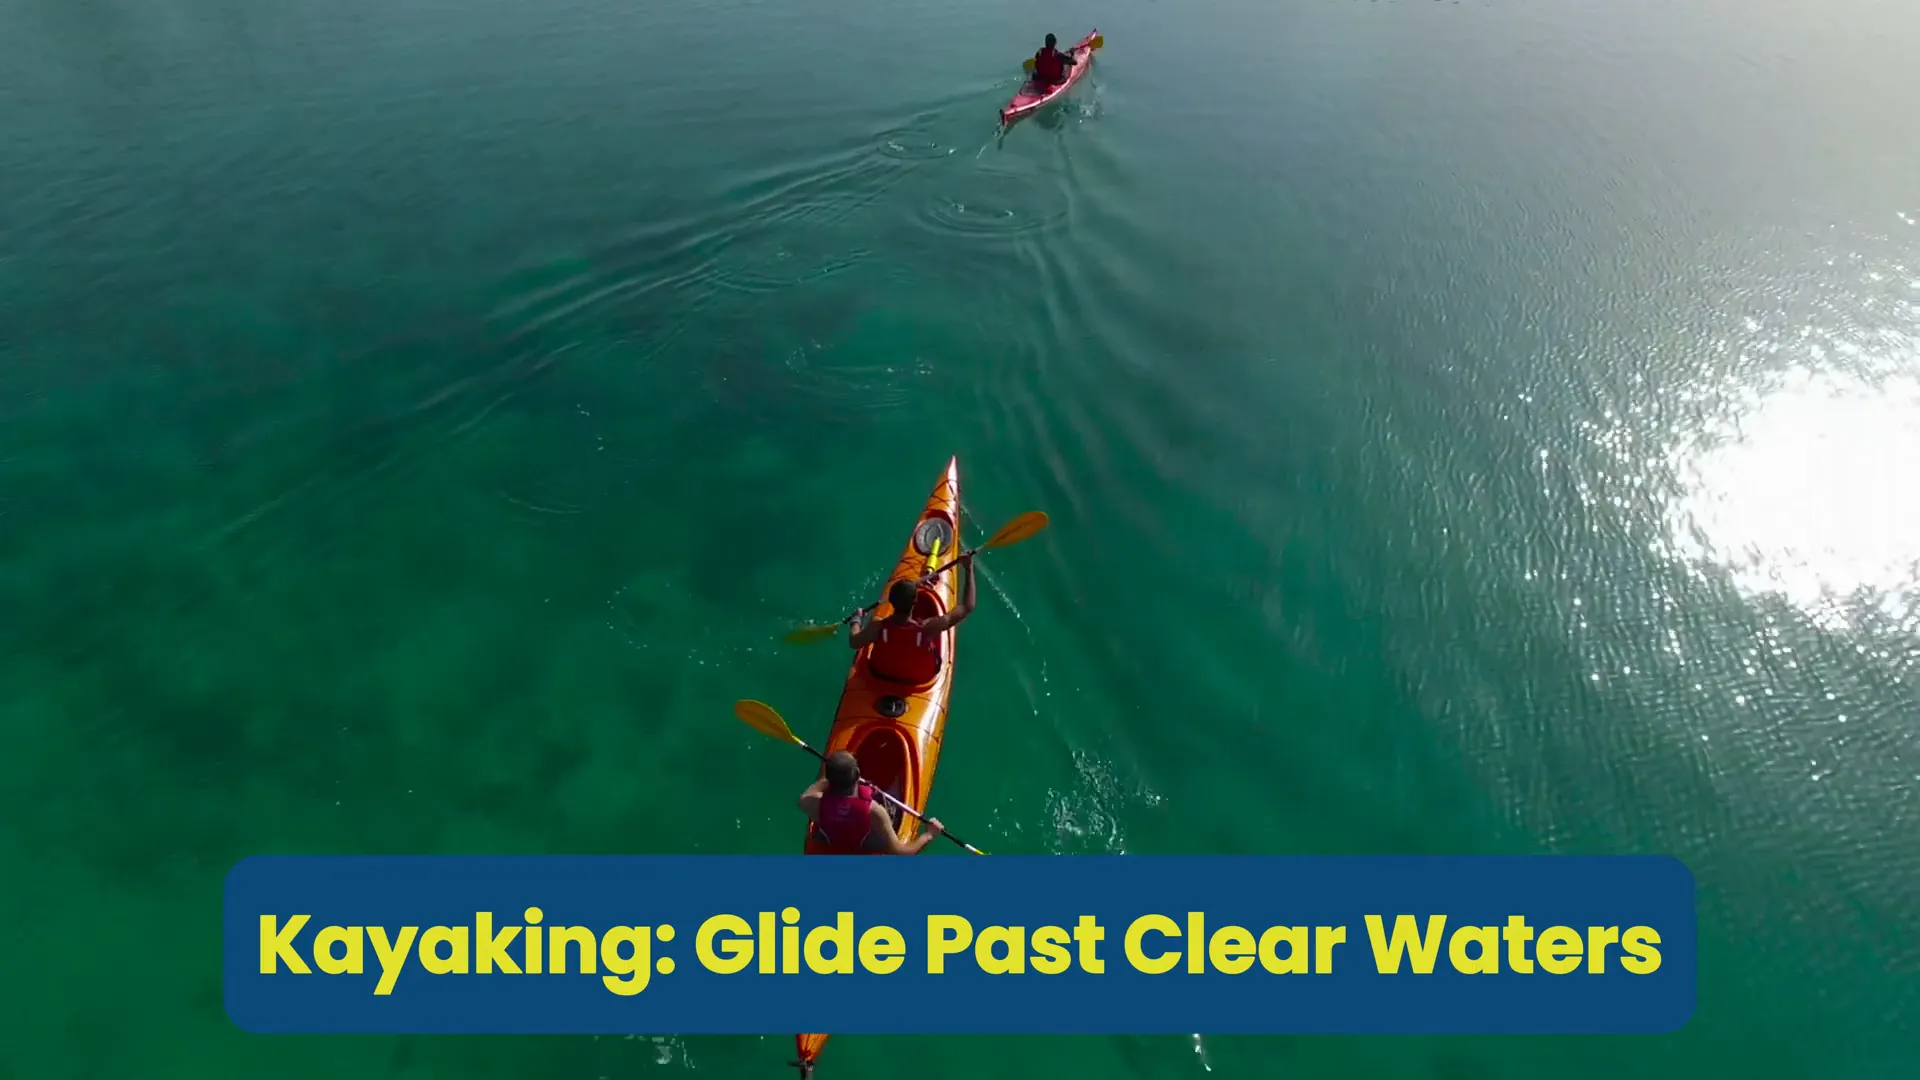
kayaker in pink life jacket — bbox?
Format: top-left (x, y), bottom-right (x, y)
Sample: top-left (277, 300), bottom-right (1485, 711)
top-left (799, 750), bottom-right (944, 855)
top-left (1031, 33), bottom-right (1078, 86)
top-left (847, 551), bottom-right (977, 685)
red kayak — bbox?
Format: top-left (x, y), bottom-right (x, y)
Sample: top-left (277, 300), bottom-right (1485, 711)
top-left (1000, 30), bottom-right (1101, 128)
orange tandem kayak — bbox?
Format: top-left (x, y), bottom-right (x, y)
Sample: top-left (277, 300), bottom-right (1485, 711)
top-left (793, 457), bottom-right (962, 1077)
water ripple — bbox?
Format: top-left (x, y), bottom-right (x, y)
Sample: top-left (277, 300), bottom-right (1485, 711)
top-left (775, 343), bottom-right (933, 414)
top-left (485, 106), bottom-right (996, 354)
top-left (1040, 747), bottom-right (1163, 855)
top-left (911, 166), bottom-right (1072, 245)
top-left (874, 125), bottom-right (958, 164)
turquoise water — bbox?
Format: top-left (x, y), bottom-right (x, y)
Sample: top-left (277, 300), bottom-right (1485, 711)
top-left (3, 0), bottom-right (1918, 1076)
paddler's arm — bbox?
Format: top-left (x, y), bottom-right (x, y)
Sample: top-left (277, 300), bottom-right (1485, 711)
top-left (919, 554), bottom-right (977, 634)
top-left (797, 778), bottom-right (829, 815)
top-left (869, 803), bottom-right (944, 855)
top-left (848, 606), bottom-right (883, 649)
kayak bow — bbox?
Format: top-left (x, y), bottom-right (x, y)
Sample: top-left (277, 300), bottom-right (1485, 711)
top-left (1000, 29), bottom-right (1100, 128)
top-left (794, 457), bottom-right (964, 1076)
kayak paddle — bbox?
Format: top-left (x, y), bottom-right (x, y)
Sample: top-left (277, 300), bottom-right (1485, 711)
top-left (923, 509), bottom-right (1047, 575)
top-left (734, 699), bottom-right (990, 855)
top-left (781, 510), bottom-right (1049, 644)
top-left (1022, 34), bottom-right (1103, 72)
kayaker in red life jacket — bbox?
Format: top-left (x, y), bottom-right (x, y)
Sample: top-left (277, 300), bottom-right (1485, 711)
top-left (799, 750), bottom-right (945, 854)
top-left (1031, 33), bottom-right (1078, 86)
top-left (846, 551), bottom-right (977, 684)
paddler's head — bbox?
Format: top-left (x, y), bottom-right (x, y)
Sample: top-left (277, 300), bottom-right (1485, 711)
top-left (886, 579), bottom-right (918, 617)
top-left (1045, 33), bottom-right (1057, 48)
top-left (824, 751), bottom-right (860, 796)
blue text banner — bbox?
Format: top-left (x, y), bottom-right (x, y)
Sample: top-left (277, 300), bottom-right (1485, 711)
top-left (224, 855), bottom-right (1696, 1034)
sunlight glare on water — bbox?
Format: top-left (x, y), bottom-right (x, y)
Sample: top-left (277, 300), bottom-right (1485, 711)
top-left (1662, 286), bottom-right (1920, 635)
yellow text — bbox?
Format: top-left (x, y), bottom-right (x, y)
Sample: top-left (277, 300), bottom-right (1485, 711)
top-left (696, 909), bottom-right (906, 975)
top-left (1364, 915), bottom-right (1663, 974)
top-left (925, 914), bottom-right (1107, 974)
top-left (1122, 913), bottom-right (1347, 974)
top-left (258, 908), bottom-right (671, 995)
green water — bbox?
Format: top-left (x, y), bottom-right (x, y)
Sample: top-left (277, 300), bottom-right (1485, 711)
top-left (4, 0), bottom-right (1918, 1075)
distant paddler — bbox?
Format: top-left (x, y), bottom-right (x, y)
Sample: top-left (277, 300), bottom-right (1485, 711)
top-left (1028, 32), bottom-right (1079, 87)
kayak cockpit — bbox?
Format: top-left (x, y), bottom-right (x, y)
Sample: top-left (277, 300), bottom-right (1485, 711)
top-left (850, 726), bottom-right (913, 831)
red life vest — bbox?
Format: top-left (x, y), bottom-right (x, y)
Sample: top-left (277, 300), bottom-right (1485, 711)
top-left (815, 783), bottom-right (877, 854)
top-left (1034, 47), bottom-right (1067, 82)
top-left (870, 619), bottom-right (941, 684)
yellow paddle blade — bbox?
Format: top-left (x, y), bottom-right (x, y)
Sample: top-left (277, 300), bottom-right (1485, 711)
top-left (783, 622), bottom-right (842, 645)
top-left (1091, 35), bottom-right (1105, 49)
top-left (1023, 57), bottom-right (1036, 73)
top-left (983, 510), bottom-right (1050, 550)
top-left (734, 700), bottom-right (801, 745)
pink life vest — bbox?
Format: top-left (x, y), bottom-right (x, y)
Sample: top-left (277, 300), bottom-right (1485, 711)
top-left (815, 783), bottom-right (878, 854)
